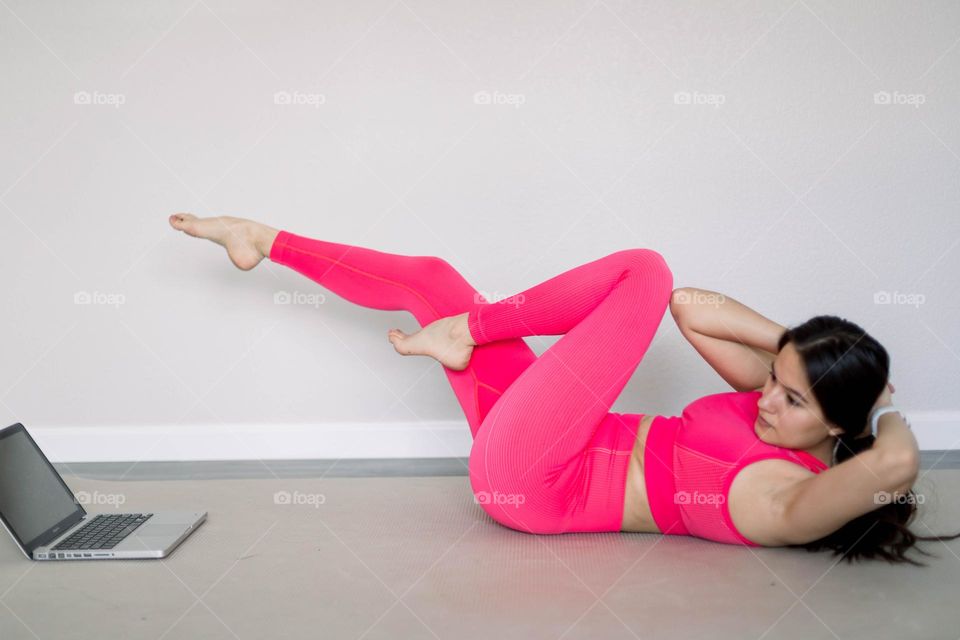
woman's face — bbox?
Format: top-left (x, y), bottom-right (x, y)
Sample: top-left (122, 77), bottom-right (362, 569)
top-left (755, 342), bottom-right (842, 448)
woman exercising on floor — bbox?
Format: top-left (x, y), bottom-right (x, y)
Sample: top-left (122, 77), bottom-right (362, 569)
top-left (169, 213), bottom-right (958, 565)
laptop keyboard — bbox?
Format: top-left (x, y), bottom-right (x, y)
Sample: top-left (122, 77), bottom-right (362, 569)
top-left (52, 513), bottom-right (154, 550)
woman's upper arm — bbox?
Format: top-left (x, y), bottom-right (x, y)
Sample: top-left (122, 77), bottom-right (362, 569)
top-left (772, 448), bottom-right (919, 545)
top-left (676, 323), bottom-right (777, 393)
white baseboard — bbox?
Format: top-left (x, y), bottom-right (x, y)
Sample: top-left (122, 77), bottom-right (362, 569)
top-left (907, 412), bottom-right (960, 450)
top-left (27, 413), bottom-right (960, 463)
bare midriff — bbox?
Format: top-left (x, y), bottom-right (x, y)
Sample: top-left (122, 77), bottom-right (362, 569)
top-left (620, 414), bottom-right (662, 533)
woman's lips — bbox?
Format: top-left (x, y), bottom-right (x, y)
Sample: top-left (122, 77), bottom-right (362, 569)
top-left (758, 415), bottom-right (773, 428)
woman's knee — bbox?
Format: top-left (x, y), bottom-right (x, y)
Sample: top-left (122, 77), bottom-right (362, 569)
top-left (624, 247), bottom-right (670, 272)
top-left (613, 248), bottom-right (673, 297)
top-left (609, 247), bottom-right (669, 271)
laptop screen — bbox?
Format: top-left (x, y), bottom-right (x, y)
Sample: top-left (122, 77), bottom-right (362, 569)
top-left (0, 424), bottom-right (85, 553)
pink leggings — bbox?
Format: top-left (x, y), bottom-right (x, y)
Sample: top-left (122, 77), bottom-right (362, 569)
top-left (269, 231), bottom-right (673, 534)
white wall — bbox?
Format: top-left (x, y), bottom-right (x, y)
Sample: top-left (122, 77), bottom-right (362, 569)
top-left (2, 0), bottom-right (958, 462)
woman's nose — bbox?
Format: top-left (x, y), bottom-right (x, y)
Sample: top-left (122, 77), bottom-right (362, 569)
top-left (757, 393), bottom-right (774, 413)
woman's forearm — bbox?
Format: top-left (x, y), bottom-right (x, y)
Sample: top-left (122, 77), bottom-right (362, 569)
top-left (671, 287), bottom-right (786, 354)
top-left (873, 412), bottom-right (921, 465)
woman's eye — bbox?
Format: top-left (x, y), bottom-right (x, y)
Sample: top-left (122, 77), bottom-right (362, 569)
top-left (770, 369), bottom-right (799, 406)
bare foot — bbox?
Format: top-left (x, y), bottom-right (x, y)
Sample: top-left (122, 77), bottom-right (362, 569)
top-left (387, 312), bottom-right (476, 371)
top-left (168, 213), bottom-right (277, 271)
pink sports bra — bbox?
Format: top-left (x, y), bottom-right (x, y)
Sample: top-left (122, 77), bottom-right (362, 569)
top-left (643, 390), bottom-right (829, 546)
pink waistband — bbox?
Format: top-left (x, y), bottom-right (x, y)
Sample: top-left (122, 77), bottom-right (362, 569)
top-left (643, 415), bottom-right (689, 537)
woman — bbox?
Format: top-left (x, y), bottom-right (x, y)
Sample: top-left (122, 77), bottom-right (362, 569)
top-left (168, 213), bottom-right (959, 565)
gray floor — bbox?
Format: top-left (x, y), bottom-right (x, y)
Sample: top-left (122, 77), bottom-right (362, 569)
top-left (1, 458), bottom-right (958, 639)
top-left (47, 449), bottom-right (960, 480)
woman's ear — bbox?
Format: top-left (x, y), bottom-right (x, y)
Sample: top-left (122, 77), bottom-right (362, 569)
top-left (826, 423), bottom-right (845, 439)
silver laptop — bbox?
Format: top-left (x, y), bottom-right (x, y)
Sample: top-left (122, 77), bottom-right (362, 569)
top-left (0, 423), bottom-right (206, 560)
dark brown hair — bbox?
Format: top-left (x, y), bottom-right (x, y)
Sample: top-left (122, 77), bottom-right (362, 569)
top-left (777, 315), bottom-right (960, 566)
